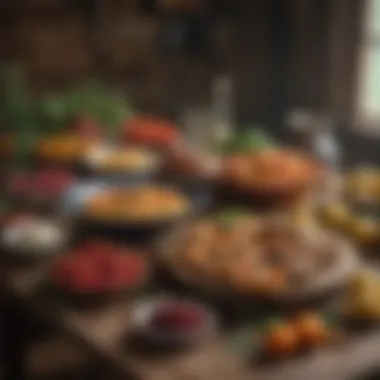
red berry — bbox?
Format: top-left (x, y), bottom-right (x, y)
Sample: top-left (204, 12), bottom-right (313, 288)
top-left (69, 263), bottom-right (100, 292)
top-left (119, 256), bottom-right (146, 285)
top-left (96, 259), bottom-right (119, 288)
top-left (151, 303), bottom-right (203, 331)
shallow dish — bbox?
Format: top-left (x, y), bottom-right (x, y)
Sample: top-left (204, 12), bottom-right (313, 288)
top-left (61, 180), bottom-right (211, 228)
top-left (218, 150), bottom-right (324, 207)
top-left (130, 297), bottom-right (218, 347)
top-left (6, 169), bottom-right (77, 211)
top-left (49, 241), bottom-right (150, 306)
top-left (0, 215), bottom-right (69, 264)
top-left (83, 143), bottom-right (161, 183)
top-left (157, 223), bottom-right (359, 303)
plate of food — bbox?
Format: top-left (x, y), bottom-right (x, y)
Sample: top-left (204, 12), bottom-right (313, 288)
top-left (321, 167), bottom-right (380, 246)
top-left (61, 180), bottom-right (211, 235)
top-left (0, 213), bottom-right (69, 263)
top-left (7, 169), bottom-right (77, 207)
top-left (218, 149), bottom-right (324, 206)
top-left (340, 269), bottom-right (380, 325)
top-left (50, 240), bottom-right (149, 304)
top-left (83, 143), bottom-right (161, 182)
top-left (130, 296), bottom-right (218, 348)
top-left (157, 211), bottom-right (359, 302)
top-left (36, 132), bottom-right (99, 165)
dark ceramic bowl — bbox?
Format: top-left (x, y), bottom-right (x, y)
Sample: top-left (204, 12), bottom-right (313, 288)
top-left (60, 179), bottom-right (212, 244)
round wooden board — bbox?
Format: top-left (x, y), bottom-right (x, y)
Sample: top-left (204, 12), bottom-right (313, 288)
top-left (157, 225), bottom-right (360, 303)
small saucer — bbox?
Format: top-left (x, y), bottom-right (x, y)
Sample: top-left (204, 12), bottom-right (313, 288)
top-left (130, 297), bottom-right (218, 348)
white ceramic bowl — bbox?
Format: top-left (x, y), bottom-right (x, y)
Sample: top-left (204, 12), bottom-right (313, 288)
top-left (1, 216), bottom-right (68, 259)
top-left (130, 297), bottom-right (218, 347)
top-left (83, 143), bottom-right (160, 182)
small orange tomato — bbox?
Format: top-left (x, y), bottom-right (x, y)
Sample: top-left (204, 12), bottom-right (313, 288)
top-left (263, 322), bottom-right (299, 357)
top-left (293, 312), bottom-right (328, 346)
top-left (124, 117), bottom-right (179, 148)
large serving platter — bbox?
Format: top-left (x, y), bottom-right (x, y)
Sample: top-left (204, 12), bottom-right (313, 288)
top-left (157, 224), bottom-right (360, 303)
top-left (215, 154), bottom-right (327, 209)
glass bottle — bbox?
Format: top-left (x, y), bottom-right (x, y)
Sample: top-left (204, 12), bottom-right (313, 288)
top-left (287, 109), bottom-right (341, 169)
top-left (210, 73), bottom-right (234, 148)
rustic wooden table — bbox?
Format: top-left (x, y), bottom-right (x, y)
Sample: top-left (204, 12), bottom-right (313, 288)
top-left (4, 261), bottom-right (380, 380)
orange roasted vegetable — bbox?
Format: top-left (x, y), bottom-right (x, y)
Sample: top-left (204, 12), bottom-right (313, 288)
top-left (293, 312), bottom-right (328, 346)
top-left (262, 322), bottom-right (299, 356)
top-left (123, 117), bottom-right (180, 148)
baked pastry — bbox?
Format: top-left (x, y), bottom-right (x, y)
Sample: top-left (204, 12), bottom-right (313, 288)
top-left (221, 150), bottom-right (319, 193)
top-left (84, 185), bottom-right (190, 222)
top-left (162, 212), bottom-right (347, 297)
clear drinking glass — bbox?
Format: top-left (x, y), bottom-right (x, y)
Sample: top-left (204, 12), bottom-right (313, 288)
top-left (180, 106), bottom-right (216, 154)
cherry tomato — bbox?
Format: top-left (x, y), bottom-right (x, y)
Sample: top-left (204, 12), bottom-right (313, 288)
top-left (123, 117), bottom-right (179, 148)
top-left (293, 312), bottom-right (328, 346)
top-left (263, 322), bottom-right (299, 357)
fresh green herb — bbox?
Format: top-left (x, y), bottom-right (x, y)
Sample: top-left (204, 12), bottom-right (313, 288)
top-left (0, 66), bottom-right (134, 137)
top-left (0, 66), bottom-right (135, 166)
top-left (220, 128), bottom-right (276, 154)
top-left (214, 208), bottom-right (248, 228)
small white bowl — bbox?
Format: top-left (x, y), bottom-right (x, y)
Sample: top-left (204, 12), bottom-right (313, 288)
top-left (1, 216), bottom-right (68, 259)
top-left (130, 297), bottom-right (218, 348)
top-left (84, 143), bottom-right (160, 180)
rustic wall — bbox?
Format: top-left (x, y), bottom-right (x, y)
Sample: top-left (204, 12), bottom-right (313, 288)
top-left (286, 0), bottom-right (363, 123)
top-left (0, 0), bottom-right (234, 118)
top-left (0, 0), bottom-right (363, 126)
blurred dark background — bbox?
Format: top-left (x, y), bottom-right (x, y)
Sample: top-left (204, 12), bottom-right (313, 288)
top-left (1, 0), bottom-right (377, 162)
top-left (0, 0), bottom-right (363, 122)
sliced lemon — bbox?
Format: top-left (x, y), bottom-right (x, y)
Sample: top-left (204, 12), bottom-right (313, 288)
top-left (323, 202), bottom-right (351, 226)
top-left (349, 218), bottom-right (380, 242)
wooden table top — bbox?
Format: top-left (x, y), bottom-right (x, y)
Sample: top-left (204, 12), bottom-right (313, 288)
top-left (4, 262), bottom-right (380, 380)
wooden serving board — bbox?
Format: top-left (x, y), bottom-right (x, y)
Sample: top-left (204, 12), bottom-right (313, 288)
top-left (157, 225), bottom-right (360, 303)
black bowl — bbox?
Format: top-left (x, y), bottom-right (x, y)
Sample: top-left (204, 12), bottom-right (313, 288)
top-left (61, 179), bottom-right (213, 245)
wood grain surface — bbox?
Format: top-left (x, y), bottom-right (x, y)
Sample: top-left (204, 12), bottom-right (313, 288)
top-left (3, 261), bottom-right (380, 380)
